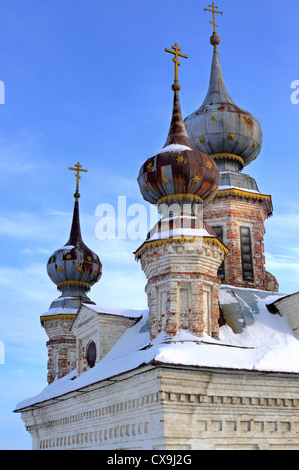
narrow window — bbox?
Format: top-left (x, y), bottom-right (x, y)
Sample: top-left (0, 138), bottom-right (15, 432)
top-left (212, 226), bottom-right (225, 279)
top-left (86, 341), bottom-right (97, 369)
top-left (240, 226), bottom-right (254, 281)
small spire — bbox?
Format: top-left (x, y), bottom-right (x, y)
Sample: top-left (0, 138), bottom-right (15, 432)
top-left (163, 43), bottom-right (191, 147)
top-left (164, 91), bottom-right (192, 148)
top-left (201, 37), bottom-right (235, 107)
top-left (66, 163), bottom-right (88, 247)
top-left (67, 199), bottom-right (83, 247)
top-left (165, 43), bottom-right (188, 93)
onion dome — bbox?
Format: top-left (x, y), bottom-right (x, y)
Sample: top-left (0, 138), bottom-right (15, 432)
top-left (47, 164), bottom-right (102, 304)
top-left (184, 32), bottom-right (262, 170)
top-left (137, 79), bottom-right (220, 206)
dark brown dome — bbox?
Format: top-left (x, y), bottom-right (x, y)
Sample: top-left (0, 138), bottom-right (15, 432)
top-left (47, 199), bottom-right (102, 293)
top-left (138, 91), bottom-right (220, 205)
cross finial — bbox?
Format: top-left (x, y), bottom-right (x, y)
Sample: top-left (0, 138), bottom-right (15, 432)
top-left (69, 162), bottom-right (88, 200)
top-left (204, 2), bottom-right (223, 33)
top-left (165, 43), bottom-right (188, 92)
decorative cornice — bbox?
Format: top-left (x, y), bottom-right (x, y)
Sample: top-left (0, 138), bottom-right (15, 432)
top-left (211, 153), bottom-right (244, 168)
top-left (158, 193), bottom-right (203, 206)
top-left (212, 188), bottom-right (273, 217)
top-left (203, 236), bottom-right (228, 254)
top-left (57, 280), bottom-right (91, 289)
top-left (134, 236), bottom-right (228, 260)
top-left (40, 314), bottom-right (77, 324)
top-left (216, 188), bottom-right (272, 203)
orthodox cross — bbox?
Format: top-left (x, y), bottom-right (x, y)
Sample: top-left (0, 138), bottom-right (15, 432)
top-left (69, 162), bottom-right (88, 199)
top-left (165, 43), bottom-right (188, 85)
top-left (204, 2), bottom-right (223, 33)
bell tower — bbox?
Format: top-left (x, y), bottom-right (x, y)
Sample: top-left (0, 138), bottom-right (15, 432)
top-left (184, 4), bottom-right (279, 292)
top-left (41, 163), bottom-right (102, 384)
top-left (136, 44), bottom-right (227, 340)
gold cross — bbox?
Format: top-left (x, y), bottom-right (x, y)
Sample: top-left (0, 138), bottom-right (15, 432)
top-left (69, 162), bottom-right (88, 198)
top-left (204, 2), bottom-right (223, 33)
top-left (165, 43), bottom-right (188, 84)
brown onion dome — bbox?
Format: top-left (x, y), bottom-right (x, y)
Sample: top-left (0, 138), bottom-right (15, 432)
top-left (137, 89), bottom-right (220, 206)
top-left (47, 196), bottom-right (102, 300)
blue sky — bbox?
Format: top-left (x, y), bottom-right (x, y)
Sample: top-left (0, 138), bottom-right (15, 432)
top-left (1, 0), bottom-right (299, 450)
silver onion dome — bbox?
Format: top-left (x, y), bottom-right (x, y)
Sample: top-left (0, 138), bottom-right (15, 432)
top-left (184, 33), bottom-right (263, 170)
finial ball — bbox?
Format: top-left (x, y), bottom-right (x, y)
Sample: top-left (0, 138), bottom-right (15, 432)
top-left (210, 32), bottom-right (221, 46)
top-left (172, 82), bottom-right (181, 92)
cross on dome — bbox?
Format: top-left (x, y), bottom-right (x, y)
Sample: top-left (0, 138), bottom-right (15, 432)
top-left (69, 162), bottom-right (88, 200)
top-left (204, 2), bottom-right (223, 33)
top-left (165, 43), bottom-right (188, 91)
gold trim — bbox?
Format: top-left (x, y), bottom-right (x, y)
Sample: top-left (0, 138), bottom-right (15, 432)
top-left (165, 43), bottom-right (188, 84)
top-left (211, 153), bottom-right (244, 167)
top-left (158, 193), bottom-right (203, 205)
top-left (204, 2), bottom-right (223, 34)
top-left (203, 237), bottom-right (228, 254)
top-left (216, 188), bottom-right (272, 203)
top-left (69, 162), bottom-right (88, 195)
top-left (134, 236), bottom-right (228, 259)
top-left (57, 280), bottom-right (91, 289)
top-left (40, 314), bottom-right (76, 323)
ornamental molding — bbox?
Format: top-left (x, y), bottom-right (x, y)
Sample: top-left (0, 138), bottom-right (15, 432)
top-left (134, 236), bottom-right (228, 260)
top-left (157, 193), bottom-right (204, 205)
top-left (40, 314), bottom-right (77, 324)
top-left (211, 153), bottom-right (244, 168)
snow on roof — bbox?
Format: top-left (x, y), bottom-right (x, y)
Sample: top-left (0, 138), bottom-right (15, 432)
top-left (82, 304), bottom-right (147, 319)
top-left (147, 228), bottom-right (213, 241)
top-left (151, 144), bottom-right (193, 158)
top-left (218, 185), bottom-right (261, 194)
top-left (41, 307), bottom-right (78, 317)
top-left (15, 286), bottom-right (299, 411)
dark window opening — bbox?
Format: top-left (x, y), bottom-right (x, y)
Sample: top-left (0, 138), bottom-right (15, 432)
top-left (86, 341), bottom-right (97, 369)
top-left (240, 226), bottom-right (254, 281)
top-left (212, 226), bottom-right (225, 280)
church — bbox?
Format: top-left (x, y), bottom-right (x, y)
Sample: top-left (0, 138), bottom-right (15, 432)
top-left (14, 4), bottom-right (299, 450)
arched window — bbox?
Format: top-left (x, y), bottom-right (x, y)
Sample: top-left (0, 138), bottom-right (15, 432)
top-left (86, 341), bottom-right (97, 369)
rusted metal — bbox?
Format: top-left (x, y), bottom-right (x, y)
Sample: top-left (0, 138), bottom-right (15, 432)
top-left (138, 91), bottom-right (220, 206)
top-left (184, 43), bottom-right (263, 167)
top-left (47, 199), bottom-right (102, 296)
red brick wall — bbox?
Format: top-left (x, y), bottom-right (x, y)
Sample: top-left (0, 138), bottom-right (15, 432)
top-left (141, 241), bottom-right (224, 340)
top-left (42, 316), bottom-right (76, 384)
top-left (204, 195), bottom-right (268, 290)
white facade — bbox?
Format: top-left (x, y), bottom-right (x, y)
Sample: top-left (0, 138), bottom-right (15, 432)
top-left (20, 364), bottom-right (299, 451)
top-left (15, 286), bottom-right (299, 450)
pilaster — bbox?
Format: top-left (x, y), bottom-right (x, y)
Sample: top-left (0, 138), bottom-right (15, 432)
top-left (140, 239), bottom-right (224, 339)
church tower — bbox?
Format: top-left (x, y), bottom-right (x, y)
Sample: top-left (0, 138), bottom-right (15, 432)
top-left (41, 163), bottom-right (102, 384)
top-left (136, 43), bottom-right (227, 340)
top-left (184, 5), bottom-right (278, 292)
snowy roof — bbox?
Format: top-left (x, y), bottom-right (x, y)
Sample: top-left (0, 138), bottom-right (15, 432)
top-left (147, 228), bottom-right (213, 241)
top-left (218, 185), bottom-right (261, 195)
top-left (15, 286), bottom-right (299, 412)
top-left (82, 304), bottom-right (146, 319)
top-left (151, 144), bottom-right (193, 158)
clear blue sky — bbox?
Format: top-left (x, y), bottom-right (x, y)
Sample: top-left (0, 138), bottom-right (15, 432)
top-left (1, 0), bottom-right (299, 449)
